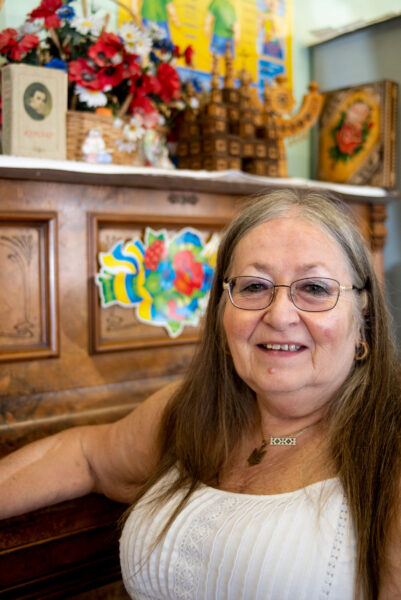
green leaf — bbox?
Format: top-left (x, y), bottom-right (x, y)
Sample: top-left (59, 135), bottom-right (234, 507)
top-left (168, 320), bottom-right (181, 334)
top-left (144, 271), bottom-right (162, 296)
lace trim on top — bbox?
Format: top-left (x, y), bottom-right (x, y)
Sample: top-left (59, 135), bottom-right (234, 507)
top-left (321, 494), bottom-right (349, 597)
top-left (173, 495), bottom-right (240, 599)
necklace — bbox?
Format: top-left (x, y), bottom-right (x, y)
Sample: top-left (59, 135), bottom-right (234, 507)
top-left (247, 422), bottom-right (318, 467)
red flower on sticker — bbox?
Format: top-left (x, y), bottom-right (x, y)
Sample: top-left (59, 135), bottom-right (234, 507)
top-left (173, 250), bottom-right (203, 296)
top-left (28, 0), bottom-right (62, 29)
top-left (335, 122), bottom-right (364, 156)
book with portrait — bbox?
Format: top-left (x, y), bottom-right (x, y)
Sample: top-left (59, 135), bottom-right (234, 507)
top-left (1, 63), bottom-right (67, 160)
top-left (317, 79), bottom-right (398, 189)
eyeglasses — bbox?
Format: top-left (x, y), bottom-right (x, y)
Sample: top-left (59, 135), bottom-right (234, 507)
top-left (223, 276), bottom-right (363, 312)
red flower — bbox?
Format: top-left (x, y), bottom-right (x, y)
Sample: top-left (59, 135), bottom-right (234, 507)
top-left (10, 34), bottom-right (40, 61)
top-left (0, 28), bottom-right (39, 61)
top-left (156, 62), bottom-right (181, 102)
top-left (145, 72), bottom-right (162, 95)
top-left (336, 122), bottom-right (364, 156)
top-left (88, 32), bottom-right (122, 67)
top-left (129, 72), bottom-right (161, 97)
top-left (173, 250), bottom-right (203, 295)
top-left (0, 28), bottom-right (18, 55)
top-left (68, 58), bottom-right (101, 90)
top-left (122, 52), bottom-right (141, 78)
top-left (184, 46), bottom-right (194, 66)
top-left (97, 64), bottom-right (124, 89)
top-left (99, 32), bottom-right (122, 49)
top-left (129, 90), bottom-right (156, 115)
top-left (28, 0), bottom-right (62, 29)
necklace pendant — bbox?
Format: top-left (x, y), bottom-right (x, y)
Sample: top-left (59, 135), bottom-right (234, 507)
top-left (270, 436), bottom-right (297, 446)
top-left (247, 441), bottom-right (267, 466)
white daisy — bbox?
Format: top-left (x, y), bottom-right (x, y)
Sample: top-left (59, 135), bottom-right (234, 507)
top-left (119, 23), bottom-right (152, 58)
top-left (122, 116), bottom-right (146, 143)
top-left (70, 14), bottom-right (105, 36)
top-left (75, 84), bottom-right (108, 108)
top-left (145, 23), bottom-right (165, 42)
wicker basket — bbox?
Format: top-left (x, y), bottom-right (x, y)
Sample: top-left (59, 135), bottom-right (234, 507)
top-left (66, 110), bottom-right (141, 165)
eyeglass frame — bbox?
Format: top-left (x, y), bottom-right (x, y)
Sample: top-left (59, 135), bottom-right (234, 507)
top-left (222, 275), bottom-right (364, 313)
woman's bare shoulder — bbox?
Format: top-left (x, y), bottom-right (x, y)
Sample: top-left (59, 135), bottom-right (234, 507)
top-left (83, 379), bottom-right (182, 503)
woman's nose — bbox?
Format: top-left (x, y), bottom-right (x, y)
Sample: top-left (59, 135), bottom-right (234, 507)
top-left (262, 286), bottom-right (300, 329)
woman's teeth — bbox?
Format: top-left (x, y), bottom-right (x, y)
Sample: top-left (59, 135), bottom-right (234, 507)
top-left (262, 343), bottom-right (301, 352)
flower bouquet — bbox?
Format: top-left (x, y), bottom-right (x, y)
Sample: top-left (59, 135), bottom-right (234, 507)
top-left (0, 0), bottom-right (194, 165)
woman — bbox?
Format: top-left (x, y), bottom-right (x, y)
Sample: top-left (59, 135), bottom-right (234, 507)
top-left (1, 190), bottom-right (400, 599)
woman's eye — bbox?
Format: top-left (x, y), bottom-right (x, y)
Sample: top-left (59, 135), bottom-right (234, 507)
top-left (244, 283), bottom-right (264, 293)
top-left (238, 280), bottom-right (269, 294)
top-left (301, 283), bottom-right (330, 296)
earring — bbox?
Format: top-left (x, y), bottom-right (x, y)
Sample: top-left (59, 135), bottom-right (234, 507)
top-left (355, 341), bottom-right (369, 361)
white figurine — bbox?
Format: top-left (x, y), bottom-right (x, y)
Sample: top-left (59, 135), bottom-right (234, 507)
top-left (82, 128), bottom-right (112, 164)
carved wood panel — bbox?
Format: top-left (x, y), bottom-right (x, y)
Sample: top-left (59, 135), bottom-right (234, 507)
top-left (0, 212), bottom-right (58, 362)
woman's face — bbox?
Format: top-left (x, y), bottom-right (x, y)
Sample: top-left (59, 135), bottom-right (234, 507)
top-left (223, 216), bottom-right (360, 419)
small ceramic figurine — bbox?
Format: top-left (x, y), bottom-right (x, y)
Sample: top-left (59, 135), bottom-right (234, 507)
top-left (81, 128), bottom-right (113, 164)
top-left (143, 129), bottom-right (174, 169)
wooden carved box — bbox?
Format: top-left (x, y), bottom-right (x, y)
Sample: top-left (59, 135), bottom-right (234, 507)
top-left (318, 79), bottom-right (399, 189)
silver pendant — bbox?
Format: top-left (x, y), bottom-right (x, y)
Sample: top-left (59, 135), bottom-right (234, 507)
top-left (269, 436), bottom-right (297, 446)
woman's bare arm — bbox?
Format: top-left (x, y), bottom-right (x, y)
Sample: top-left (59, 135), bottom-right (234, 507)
top-left (0, 381), bottom-right (179, 519)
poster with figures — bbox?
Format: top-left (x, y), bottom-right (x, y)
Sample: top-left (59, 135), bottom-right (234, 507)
top-left (118, 0), bottom-right (292, 97)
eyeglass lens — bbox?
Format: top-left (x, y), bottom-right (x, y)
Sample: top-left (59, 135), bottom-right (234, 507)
top-left (228, 276), bottom-right (341, 312)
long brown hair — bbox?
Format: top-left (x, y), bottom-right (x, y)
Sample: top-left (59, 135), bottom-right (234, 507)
top-left (128, 189), bottom-right (401, 599)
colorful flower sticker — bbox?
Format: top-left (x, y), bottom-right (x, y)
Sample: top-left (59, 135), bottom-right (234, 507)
top-left (96, 227), bottom-right (219, 338)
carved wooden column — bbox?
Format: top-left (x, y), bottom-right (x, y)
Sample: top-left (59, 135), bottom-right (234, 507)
top-left (370, 203), bottom-right (387, 284)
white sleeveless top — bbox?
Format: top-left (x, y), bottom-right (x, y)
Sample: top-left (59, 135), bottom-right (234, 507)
top-left (120, 474), bottom-right (356, 599)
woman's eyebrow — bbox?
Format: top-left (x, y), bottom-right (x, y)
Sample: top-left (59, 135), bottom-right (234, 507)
top-left (243, 261), bottom-right (330, 273)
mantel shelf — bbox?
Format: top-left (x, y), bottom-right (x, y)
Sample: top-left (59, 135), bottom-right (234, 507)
top-left (0, 155), bottom-right (398, 203)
